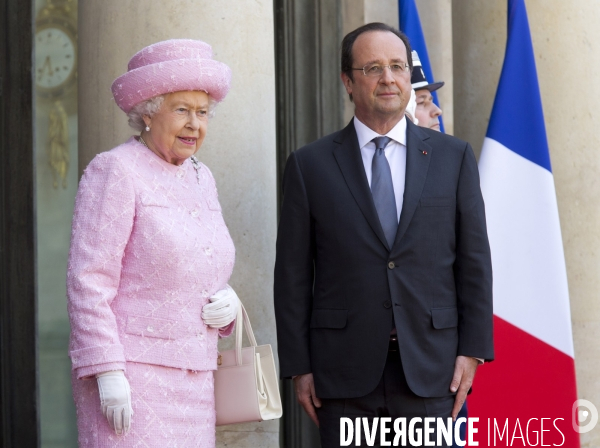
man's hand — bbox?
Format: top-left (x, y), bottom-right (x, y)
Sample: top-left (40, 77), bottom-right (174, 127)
top-left (294, 373), bottom-right (322, 427)
top-left (449, 356), bottom-right (479, 420)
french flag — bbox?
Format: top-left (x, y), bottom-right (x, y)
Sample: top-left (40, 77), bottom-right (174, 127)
top-left (469, 0), bottom-right (580, 447)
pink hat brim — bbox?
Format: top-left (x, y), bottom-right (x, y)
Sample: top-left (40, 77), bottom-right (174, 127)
top-left (111, 58), bottom-right (231, 113)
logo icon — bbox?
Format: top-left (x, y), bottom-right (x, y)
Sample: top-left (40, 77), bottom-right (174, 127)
top-left (572, 399), bottom-right (598, 434)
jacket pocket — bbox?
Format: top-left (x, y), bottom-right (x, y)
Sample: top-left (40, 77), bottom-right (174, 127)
top-left (431, 307), bottom-right (458, 329)
top-left (310, 309), bottom-right (348, 329)
top-left (420, 196), bottom-right (455, 207)
top-left (140, 193), bottom-right (170, 208)
top-left (125, 315), bottom-right (188, 340)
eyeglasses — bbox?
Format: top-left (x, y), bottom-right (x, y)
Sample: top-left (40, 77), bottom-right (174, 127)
top-left (351, 63), bottom-right (410, 77)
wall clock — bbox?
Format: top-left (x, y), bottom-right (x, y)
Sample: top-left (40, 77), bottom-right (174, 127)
top-left (35, 8), bottom-right (77, 98)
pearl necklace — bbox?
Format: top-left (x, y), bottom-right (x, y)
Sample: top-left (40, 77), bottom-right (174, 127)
top-left (138, 135), bottom-right (202, 184)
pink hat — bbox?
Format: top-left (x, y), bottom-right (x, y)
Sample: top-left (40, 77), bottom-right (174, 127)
top-left (111, 39), bottom-right (232, 113)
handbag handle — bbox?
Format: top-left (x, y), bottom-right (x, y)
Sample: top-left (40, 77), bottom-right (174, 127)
top-left (234, 302), bottom-right (258, 366)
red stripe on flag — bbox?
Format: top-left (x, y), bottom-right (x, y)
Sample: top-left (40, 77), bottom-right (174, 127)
top-left (468, 316), bottom-right (580, 447)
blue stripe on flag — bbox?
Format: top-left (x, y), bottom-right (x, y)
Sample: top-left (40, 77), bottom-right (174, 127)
top-left (486, 0), bottom-right (552, 172)
top-left (399, 0), bottom-right (445, 133)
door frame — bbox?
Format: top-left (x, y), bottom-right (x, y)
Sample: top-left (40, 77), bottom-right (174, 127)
top-left (0, 0), bottom-right (39, 446)
top-left (274, 0), bottom-right (343, 446)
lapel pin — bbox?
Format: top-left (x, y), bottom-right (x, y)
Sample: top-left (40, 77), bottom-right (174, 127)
top-left (421, 150), bottom-right (428, 155)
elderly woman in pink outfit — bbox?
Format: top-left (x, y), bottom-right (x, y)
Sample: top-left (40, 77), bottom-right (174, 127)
top-left (67, 39), bottom-right (238, 447)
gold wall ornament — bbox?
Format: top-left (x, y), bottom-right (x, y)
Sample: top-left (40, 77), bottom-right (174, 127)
top-left (48, 100), bottom-right (69, 189)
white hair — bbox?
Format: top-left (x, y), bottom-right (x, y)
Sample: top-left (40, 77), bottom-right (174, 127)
top-left (127, 93), bottom-right (218, 132)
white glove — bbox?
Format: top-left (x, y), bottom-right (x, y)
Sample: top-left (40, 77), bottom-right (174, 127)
top-left (405, 88), bottom-right (419, 125)
top-left (202, 285), bottom-right (239, 329)
top-left (96, 370), bottom-right (133, 435)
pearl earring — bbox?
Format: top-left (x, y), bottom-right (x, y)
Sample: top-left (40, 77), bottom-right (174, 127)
top-left (145, 126), bottom-right (150, 132)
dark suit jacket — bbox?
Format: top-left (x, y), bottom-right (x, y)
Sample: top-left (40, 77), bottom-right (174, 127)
top-left (274, 119), bottom-right (493, 399)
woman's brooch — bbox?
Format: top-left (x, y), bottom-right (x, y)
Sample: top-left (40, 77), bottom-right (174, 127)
top-left (190, 156), bottom-right (202, 184)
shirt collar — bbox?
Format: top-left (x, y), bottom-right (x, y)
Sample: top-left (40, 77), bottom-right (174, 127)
top-left (353, 115), bottom-right (407, 149)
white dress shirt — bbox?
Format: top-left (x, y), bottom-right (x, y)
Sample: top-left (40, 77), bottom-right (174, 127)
top-left (354, 116), bottom-right (407, 221)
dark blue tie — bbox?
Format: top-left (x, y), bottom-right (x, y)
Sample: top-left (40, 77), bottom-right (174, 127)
top-left (371, 136), bottom-right (398, 248)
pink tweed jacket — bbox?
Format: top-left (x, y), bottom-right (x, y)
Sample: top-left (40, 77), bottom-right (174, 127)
top-left (67, 138), bottom-right (235, 379)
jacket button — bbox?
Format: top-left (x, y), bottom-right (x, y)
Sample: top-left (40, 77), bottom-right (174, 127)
top-left (388, 261), bottom-right (395, 269)
top-left (383, 300), bottom-right (392, 309)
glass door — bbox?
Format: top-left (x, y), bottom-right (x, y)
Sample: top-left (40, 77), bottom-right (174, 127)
top-left (34, 0), bottom-right (79, 446)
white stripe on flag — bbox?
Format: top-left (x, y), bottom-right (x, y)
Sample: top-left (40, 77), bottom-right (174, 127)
top-left (479, 137), bottom-right (574, 357)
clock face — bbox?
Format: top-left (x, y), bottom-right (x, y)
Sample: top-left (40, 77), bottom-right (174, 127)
top-left (35, 26), bottom-right (76, 91)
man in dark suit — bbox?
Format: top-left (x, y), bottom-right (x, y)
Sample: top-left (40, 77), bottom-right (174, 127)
top-left (274, 22), bottom-right (493, 447)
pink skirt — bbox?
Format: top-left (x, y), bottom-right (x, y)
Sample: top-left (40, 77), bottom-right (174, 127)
top-left (72, 362), bottom-right (216, 448)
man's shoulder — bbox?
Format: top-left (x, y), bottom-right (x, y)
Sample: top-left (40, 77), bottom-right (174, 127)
top-left (406, 124), bottom-right (474, 166)
top-left (293, 124), bottom-right (354, 160)
top-left (411, 124), bottom-right (471, 152)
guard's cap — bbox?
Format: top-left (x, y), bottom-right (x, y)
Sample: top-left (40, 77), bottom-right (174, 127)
top-left (411, 50), bottom-right (444, 92)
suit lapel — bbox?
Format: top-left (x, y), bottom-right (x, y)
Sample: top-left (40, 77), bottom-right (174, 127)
top-left (392, 120), bottom-right (432, 249)
top-left (333, 121), bottom-right (390, 250)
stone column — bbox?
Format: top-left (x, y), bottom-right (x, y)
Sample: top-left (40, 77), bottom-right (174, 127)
top-left (78, 1), bottom-right (279, 447)
top-left (415, 0), bottom-right (454, 135)
top-left (451, 1), bottom-right (505, 155)
top-left (528, 3), bottom-right (600, 447)
top-left (341, 0), bottom-right (399, 37)
top-left (453, 2), bottom-right (600, 447)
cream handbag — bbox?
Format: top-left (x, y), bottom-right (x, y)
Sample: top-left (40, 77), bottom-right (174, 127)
top-left (214, 302), bottom-right (283, 426)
